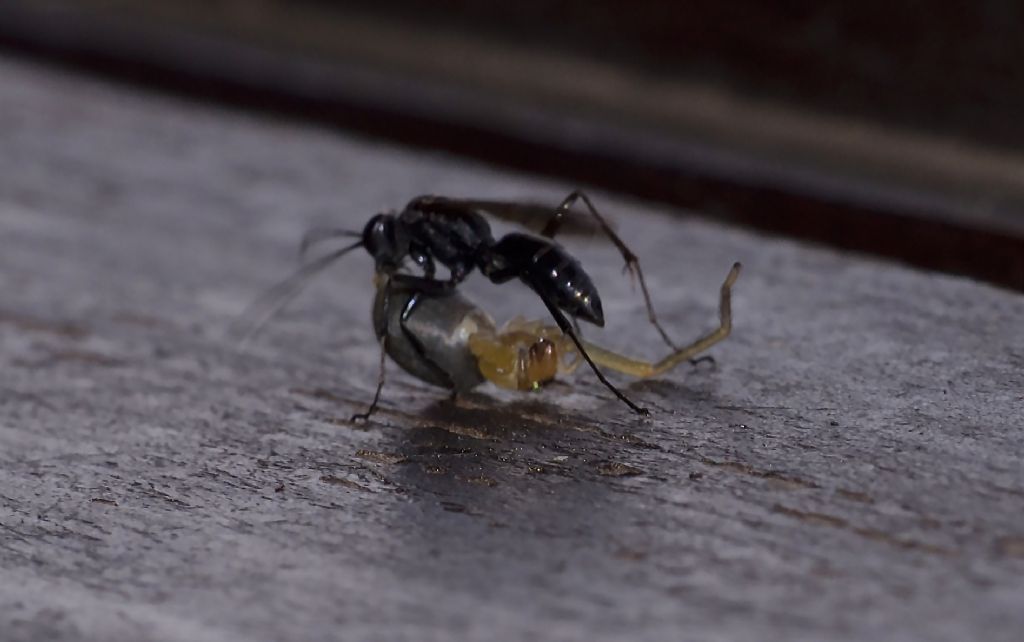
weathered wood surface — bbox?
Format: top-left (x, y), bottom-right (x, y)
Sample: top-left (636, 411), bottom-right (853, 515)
top-left (1, 58), bottom-right (1022, 642)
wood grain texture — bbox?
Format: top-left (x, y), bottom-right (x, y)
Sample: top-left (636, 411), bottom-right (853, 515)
top-left (1, 58), bottom-right (1022, 642)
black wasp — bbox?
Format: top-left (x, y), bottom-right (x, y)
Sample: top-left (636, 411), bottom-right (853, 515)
top-left (238, 191), bottom-right (679, 418)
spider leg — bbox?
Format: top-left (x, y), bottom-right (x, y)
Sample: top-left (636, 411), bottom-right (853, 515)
top-left (579, 263), bottom-right (741, 378)
top-left (570, 314), bottom-right (583, 337)
top-left (541, 190), bottom-right (678, 351)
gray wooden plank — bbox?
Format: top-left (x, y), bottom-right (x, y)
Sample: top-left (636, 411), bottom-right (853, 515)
top-left (1, 57), bottom-right (1022, 642)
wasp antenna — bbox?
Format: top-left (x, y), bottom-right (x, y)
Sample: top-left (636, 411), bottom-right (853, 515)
top-left (230, 239), bottom-right (363, 345)
top-left (299, 228), bottom-right (363, 259)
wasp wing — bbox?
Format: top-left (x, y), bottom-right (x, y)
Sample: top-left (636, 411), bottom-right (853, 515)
top-left (418, 198), bottom-right (604, 236)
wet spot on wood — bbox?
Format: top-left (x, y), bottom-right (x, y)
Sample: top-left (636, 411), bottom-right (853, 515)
top-left (355, 450), bottom-right (409, 465)
top-left (703, 458), bottom-right (817, 489)
top-left (597, 461), bottom-right (644, 477)
top-left (14, 349), bottom-right (127, 369)
top-left (320, 476), bottom-right (371, 492)
top-left (995, 536), bottom-right (1024, 558)
top-left (773, 504), bottom-right (847, 528)
top-left (837, 489), bottom-right (875, 504)
top-left (459, 475), bottom-right (498, 487)
top-left (0, 310), bottom-right (88, 340)
top-left (774, 504), bottom-right (955, 556)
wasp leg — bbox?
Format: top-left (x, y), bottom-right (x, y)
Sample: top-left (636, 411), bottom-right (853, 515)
top-left (579, 263), bottom-right (740, 378)
top-left (351, 279), bottom-right (392, 422)
top-left (399, 289), bottom-right (456, 389)
top-left (536, 287), bottom-right (649, 415)
top-left (541, 190), bottom-right (678, 352)
top-left (570, 314), bottom-right (583, 337)
top-left (389, 272), bottom-right (459, 293)
top-left (408, 244), bottom-right (436, 279)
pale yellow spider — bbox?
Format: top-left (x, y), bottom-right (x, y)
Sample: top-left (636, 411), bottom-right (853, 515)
top-left (373, 263), bottom-right (740, 396)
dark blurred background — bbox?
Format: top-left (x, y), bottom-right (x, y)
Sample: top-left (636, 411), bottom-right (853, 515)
top-left (4, 0), bottom-right (1023, 288)
top-left (325, 0), bottom-right (1024, 149)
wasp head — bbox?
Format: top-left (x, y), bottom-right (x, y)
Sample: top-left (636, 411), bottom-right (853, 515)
top-left (362, 213), bottom-right (409, 271)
